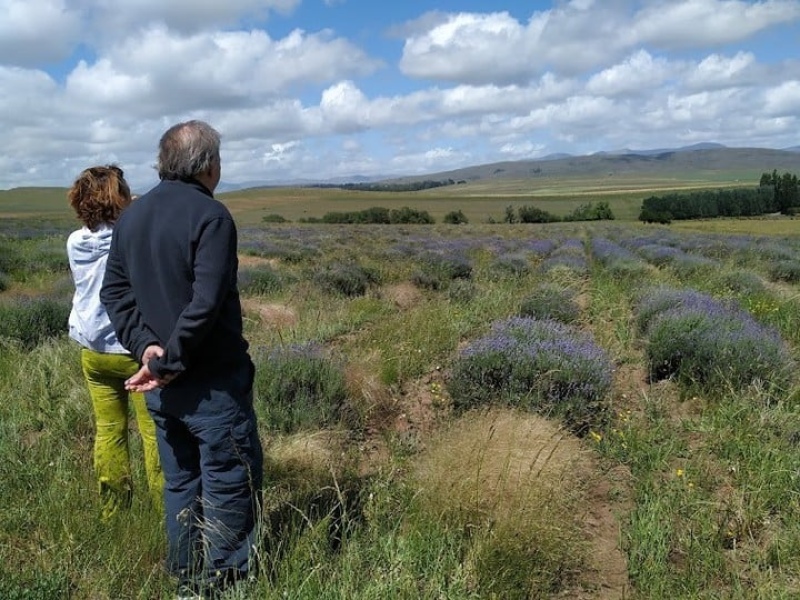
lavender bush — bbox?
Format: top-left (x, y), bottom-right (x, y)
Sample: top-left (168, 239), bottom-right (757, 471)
top-left (637, 244), bottom-right (685, 267)
top-left (0, 296), bottom-right (70, 349)
top-left (238, 266), bottom-right (284, 296)
top-left (635, 287), bottom-right (794, 392)
top-left (253, 343), bottom-right (348, 433)
top-left (447, 279), bottom-right (478, 304)
top-left (714, 270), bottom-right (766, 296)
top-left (418, 251), bottom-right (473, 280)
top-left (411, 251), bottom-right (473, 290)
top-left (540, 253), bottom-right (590, 275)
top-left (606, 259), bottom-right (651, 281)
top-left (313, 262), bottom-right (380, 297)
top-left (669, 254), bottom-right (718, 276)
top-left (590, 237), bottom-right (650, 280)
top-left (519, 284), bottom-right (580, 324)
top-left (767, 260), bottom-right (800, 284)
top-left (590, 237), bottom-right (639, 265)
top-left (447, 317), bottom-right (613, 433)
top-left (521, 238), bottom-right (557, 258)
top-left (635, 287), bottom-right (725, 333)
top-left (489, 252), bottom-right (531, 278)
top-left (0, 236), bottom-right (69, 278)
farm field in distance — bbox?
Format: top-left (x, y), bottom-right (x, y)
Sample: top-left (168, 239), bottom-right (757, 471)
top-left (0, 169), bottom-right (787, 227)
top-left (2, 168), bottom-right (800, 598)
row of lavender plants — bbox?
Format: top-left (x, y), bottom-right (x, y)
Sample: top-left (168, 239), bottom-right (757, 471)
top-left (600, 226), bottom-right (800, 284)
top-left (238, 223), bottom-right (800, 283)
top-left (0, 236), bottom-right (72, 347)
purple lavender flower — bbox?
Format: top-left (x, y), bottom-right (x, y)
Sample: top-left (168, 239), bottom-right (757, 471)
top-left (448, 316), bottom-right (613, 433)
top-left (636, 286), bottom-right (794, 391)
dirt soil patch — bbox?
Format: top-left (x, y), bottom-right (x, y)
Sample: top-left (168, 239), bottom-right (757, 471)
top-left (363, 365), bottom-right (633, 600)
top-left (242, 299), bottom-right (298, 329)
top-left (380, 282), bottom-right (423, 310)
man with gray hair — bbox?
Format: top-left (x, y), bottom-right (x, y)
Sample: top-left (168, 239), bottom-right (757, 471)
top-left (101, 120), bottom-right (263, 599)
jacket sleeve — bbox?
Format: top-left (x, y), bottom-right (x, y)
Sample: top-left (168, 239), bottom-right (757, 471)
top-left (148, 216), bottom-right (237, 378)
top-left (100, 234), bottom-right (159, 362)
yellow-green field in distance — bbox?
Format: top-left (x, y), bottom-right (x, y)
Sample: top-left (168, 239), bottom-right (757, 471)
top-left (1, 172), bottom-right (795, 236)
top-left (217, 173), bottom-right (759, 224)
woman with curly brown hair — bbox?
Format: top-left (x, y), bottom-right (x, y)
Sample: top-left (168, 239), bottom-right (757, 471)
top-left (67, 165), bottom-right (163, 521)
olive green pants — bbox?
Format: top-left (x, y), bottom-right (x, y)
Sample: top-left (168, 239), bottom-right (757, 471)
top-left (81, 349), bottom-right (163, 520)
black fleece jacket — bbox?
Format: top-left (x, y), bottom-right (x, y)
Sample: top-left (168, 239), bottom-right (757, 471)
top-left (100, 178), bottom-right (249, 379)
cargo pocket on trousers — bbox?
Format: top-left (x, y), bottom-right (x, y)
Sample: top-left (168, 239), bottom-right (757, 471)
top-left (206, 416), bottom-right (258, 485)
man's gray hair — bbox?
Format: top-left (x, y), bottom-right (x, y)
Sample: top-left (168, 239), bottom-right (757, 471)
top-left (157, 120), bottom-right (221, 181)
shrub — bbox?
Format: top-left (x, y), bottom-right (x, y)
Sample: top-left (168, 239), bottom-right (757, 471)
top-left (0, 296), bottom-right (70, 349)
top-left (590, 238), bottom-right (639, 265)
top-left (410, 270), bottom-right (443, 291)
top-left (489, 253), bottom-right (530, 278)
top-left (517, 205), bottom-right (560, 223)
top-left (563, 201), bottom-right (615, 222)
top-left (313, 263), bottom-right (379, 297)
top-left (540, 254), bottom-right (589, 276)
top-left (0, 237), bottom-right (68, 278)
top-left (262, 213), bottom-right (288, 223)
top-left (637, 244), bottom-right (684, 267)
top-left (767, 260), bottom-right (800, 283)
top-left (606, 260), bottom-right (651, 281)
top-left (253, 343), bottom-right (348, 433)
top-left (443, 210), bottom-right (469, 225)
top-left (447, 317), bottom-right (612, 434)
top-left (0, 239), bottom-right (18, 273)
top-left (238, 266), bottom-right (284, 296)
top-left (714, 270), bottom-right (766, 295)
top-left (668, 254), bottom-right (718, 278)
top-left (0, 271), bottom-right (8, 293)
top-left (539, 240), bottom-right (588, 276)
top-left (419, 252), bottom-right (472, 281)
top-left (519, 284), bottom-right (580, 323)
top-left (389, 207), bottom-right (435, 224)
top-left (635, 287), bottom-right (727, 334)
top-left (635, 287), bottom-right (794, 392)
top-left (447, 279), bottom-right (477, 304)
top-left (522, 238), bottom-right (557, 257)
top-left (638, 208), bottom-right (672, 224)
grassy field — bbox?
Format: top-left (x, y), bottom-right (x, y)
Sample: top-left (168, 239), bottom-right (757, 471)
top-left (2, 217), bottom-right (800, 599)
top-left (672, 217), bottom-right (800, 236)
top-left (0, 173), bottom-right (766, 225)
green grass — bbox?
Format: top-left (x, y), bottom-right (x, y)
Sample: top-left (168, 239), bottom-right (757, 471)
top-left (672, 217), bottom-right (800, 236)
top-left (0, 172), bottom-right (769, 225)
top-left (3, 218), bottom-right (800, 598)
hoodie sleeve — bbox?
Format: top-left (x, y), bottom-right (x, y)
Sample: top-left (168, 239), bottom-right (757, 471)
top-left (100, 231), bottom-right (160, 362)
top-left (147, 216), bottom-right (237, 378)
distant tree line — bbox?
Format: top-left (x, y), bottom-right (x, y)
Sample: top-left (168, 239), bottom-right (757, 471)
top-left (308, 179), bottom-right (461, 192)
top-left (299, 206), bottom-right (435, 224)
top-left (760, 170), bottom-right (800, 214)
top-left (639, 170), bottom-right (799, 223)
top-left (501, 201), bottom-right (614, 224)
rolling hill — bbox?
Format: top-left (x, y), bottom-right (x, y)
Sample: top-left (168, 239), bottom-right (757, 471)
top-left (379, 145), bottom-right (800, 186)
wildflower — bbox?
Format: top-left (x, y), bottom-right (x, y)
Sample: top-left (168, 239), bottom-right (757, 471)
top-left (676, 469), bottom-right (684, 477)
top-left (589, 430), bottom-right (603, 443)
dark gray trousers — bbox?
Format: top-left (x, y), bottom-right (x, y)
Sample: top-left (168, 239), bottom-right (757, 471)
top-left (146, 360), bottom-right (263, 591)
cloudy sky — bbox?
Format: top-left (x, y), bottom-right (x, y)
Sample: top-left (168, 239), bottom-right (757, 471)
top-left (1, 0), bottom-right (799, 191)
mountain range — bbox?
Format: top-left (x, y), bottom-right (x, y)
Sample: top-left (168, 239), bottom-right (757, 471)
top-left (217, 143), bottom-right (800, 192)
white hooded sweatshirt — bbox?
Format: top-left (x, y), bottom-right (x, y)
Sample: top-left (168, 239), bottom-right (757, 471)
top-left (67, 224), bottom-right (129, 354)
